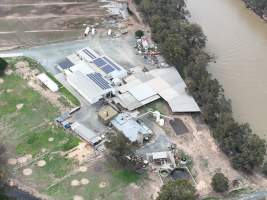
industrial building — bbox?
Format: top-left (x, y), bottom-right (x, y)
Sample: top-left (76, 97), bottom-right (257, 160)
top-left (113, 67), bottom-right (200, 112)
top-left (111, 113), bottom-right (152, 144)
top-left (57, 46), bottom-right (200, 112)
top-left (37, 73), bottom-right (59, 92)
top-left (57, 47), bottom-right (127, 104)
top-left (71, 122), bottom-right (102, 146)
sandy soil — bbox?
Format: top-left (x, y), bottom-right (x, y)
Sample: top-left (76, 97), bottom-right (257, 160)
top-left (14, 60), bottom-right (68, 112)
top-left (165, 114), bottom-right (267, 196)
top-left (66, 142), bottom-right (94, 164)
top-left (0, 0), bottom-right (124, 49)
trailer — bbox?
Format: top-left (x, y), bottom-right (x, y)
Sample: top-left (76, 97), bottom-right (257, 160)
top-left (84, 26), bottom-right (90, 36)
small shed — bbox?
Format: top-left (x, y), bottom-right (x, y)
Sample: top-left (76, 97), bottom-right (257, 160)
top-left (111, 113), bottom-right (152, 144)
top-left (151, 151), bottom-right (168, 165)
top-left (71, 122), bottom-right (101, 146)
top-left (98, 105), bottom-right (118, 125)
top-left (37, 73), bottom-right (59, 92)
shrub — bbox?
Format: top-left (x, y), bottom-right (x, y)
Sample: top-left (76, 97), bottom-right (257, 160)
top-left (211, 173), bottom-right (229, 193)
top-left (0, 58), bottom-right (8, 76)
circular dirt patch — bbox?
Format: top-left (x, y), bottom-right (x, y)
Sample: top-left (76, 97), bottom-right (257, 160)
top-left (6, 89), bottom-right (13, 93)
top-left (5, 69), bottom-right (13, 75)
top-left (79, 166), bottom-right (87, 172)
top-left (99, 181), bottom-right (108, 188)
top-left (0, 78), bottom-right (4, 84)
top-left (23, 168), bottom-right (32, 176)
top-left (71, 180), bottom-right (80, 186)
top-left (41, 148), bottom-right (47, 153)
top-left (37, 160), bottom-right (46, 167)
top-left (48, 137), bottom-right (54, 142)
top-left (16, 103), bottom-right (24, 110)
top-left (17, 156), bottom-right (27, 164)
top-left (25, 154), bottom-right (32, 160)
top-left (73, 195), bottom-right (84, 200)
top-left (7, 158), bottom-right (17, 165)
top-left (15, 61), bottom-right (29, 69)
top-left (80, 178), bottom-right (89, 185)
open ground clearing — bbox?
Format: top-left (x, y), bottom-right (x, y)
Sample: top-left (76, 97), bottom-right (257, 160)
top-left (0, 58), bottom-right (161, 200)
top-left (0, 0), bottom-right (124, 50)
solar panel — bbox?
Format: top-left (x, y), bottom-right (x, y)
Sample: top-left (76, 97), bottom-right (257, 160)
top-left (58, 58), bottom-right (74, 69)
top-left (87, 73), bottom-right (111, 90)
top-left (93, 58), bottom-right (107, 67)
top-left (101, 64), bottom-right (114, 74)
top-left (103, 56), bottom-right (121, 71)
top-left (83, 49), bottom-right (96, 59)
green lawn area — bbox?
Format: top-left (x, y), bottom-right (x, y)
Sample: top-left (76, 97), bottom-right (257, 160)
top-left (5, 56), bottom-right (80, 106)
top-left (0, 59), bottom-right (146, 200)
top-left (0, 69), bottom-right (80, 191)
top-left (46, 159), bottom-right (144, 200)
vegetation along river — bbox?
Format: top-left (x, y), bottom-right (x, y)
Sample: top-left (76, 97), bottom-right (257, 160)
top-left (187, 0), bottom-right (267, 140)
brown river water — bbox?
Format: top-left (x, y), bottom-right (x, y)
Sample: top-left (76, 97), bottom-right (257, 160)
top-left (187, 0), bottom-right (267, 140)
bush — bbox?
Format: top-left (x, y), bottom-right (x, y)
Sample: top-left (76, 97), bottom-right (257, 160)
top-left (0, 58), bottom-right (7, 76)
top-left (263, 162), bottom-right (267, 176)
top-left (135, 30), bottom-right (144, 38)
top-left (211, 173), bottom-right (229, 193)
top-left (157, 180), bottom-right (196, 200)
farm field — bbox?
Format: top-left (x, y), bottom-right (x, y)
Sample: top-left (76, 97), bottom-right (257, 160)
top-left (0, 58), bottom-right (149, 200)
top-left (0, 0), bottom-right (116, 50)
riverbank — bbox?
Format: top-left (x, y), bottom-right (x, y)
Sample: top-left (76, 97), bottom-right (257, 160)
top-left (242, 0), bottom-right (267, 21)
top-left (133, 0), bottom-right (266, 174)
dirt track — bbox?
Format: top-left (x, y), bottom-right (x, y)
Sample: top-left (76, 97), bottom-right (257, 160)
top-left (0, 0), bottom-right (121, 50)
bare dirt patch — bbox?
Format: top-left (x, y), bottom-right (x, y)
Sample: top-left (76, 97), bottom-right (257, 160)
top-left (66, 142), bottom-right (94, 164)
top-left (0, 78), bottom-right (4, 84)
top-left (16, 103), bottom-right (24, 110)
top-left (17, 156), bottom-right (28, 164)
top-left (37, 160), bottom-right (46, 167)
top-left (23, 168), bottom-right (32, 176)
top-left (71, 179), bottom-right (80, 187)
top-left (7, 158), bottom-right (17, 165)
top-left (73, 195), bottom-right (84, 200)
top-left (80, 178), bottom-right (89, 185)
top-left (78, 166), bottom-right (88, 172)
top-left (99, 181), bottom-right (108, 188)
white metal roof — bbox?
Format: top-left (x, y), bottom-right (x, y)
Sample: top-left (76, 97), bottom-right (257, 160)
top-left (69, 61), bottom-right (94, 75)
top-left (152, 152), bottom-right (168, 160)
top-left (67, 71), bottom-right (112, 104)
top-left (111, 113), bottom-right (150, 142)
top-left (128, 83), bottom-right (157, 101)
top-left (71, 122), bottom-right (101, 144)
top-left (116, 67), bottom-right (200, 113)
top-left (37, 73), bottom-right (59, 92)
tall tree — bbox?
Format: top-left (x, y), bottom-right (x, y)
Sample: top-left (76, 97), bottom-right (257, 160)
top-left (0, 58), bottom-right (7, 76)
top-left (157, 180), bottom-right (196, 200)
top-left (211, 173), bottom-right (229, 193)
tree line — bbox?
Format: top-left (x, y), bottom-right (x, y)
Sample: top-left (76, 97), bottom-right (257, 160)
top-left (243, 0), bottom-right (267, 17)
top-left (134, 0), bottom-right (266, 174)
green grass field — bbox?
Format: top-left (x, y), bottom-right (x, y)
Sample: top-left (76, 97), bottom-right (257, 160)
top-left (46, 159), bottom-right (143, 200)
top-left (0, 59), bottom-right (146, 200)
top-left (5, 56), bottom-right (80, 106)
top-left (0, 66), bottom-right (80, 193)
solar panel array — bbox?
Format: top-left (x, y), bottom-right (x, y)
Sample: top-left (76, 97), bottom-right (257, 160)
top-left (93, 58), bottom-right (107, 67)
top-left (87, 73), bottom-right (111, 90)
top-left (58, 58), bottom-right (74, 69)
top-left (83, 49), bottom-right (96, 60)
top-left (91, 56), bottom-right (123, 74)
top-left (103, 56), bottom-right (121, 71)
top-left (101, 65), bottom-right (114, 74)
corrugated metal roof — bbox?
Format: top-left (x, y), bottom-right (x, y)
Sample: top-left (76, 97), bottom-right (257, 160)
top-left (37, 73), bottom-right (59, 92)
